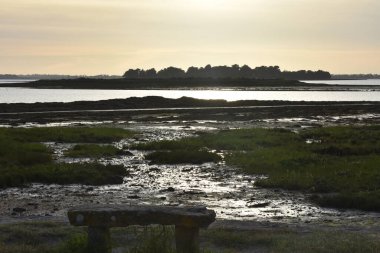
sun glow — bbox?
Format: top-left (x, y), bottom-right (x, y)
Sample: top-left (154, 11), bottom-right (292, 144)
top-left (189, 0), bottom-right (230, 9)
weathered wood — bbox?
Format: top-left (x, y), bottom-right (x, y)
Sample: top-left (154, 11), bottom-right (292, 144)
top-left (67, 205), bottom-right (216, 253)
top-left (68, 205), bottom-right (216, 228)
top-left (175, 225), bottom-right (200, 253)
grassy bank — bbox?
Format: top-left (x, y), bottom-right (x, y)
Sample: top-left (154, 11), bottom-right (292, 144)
top-left (1, 222), bottom-right (379, 253)
top-left (0, 163), bottom-right (127, 188)
top-left (135, 126), bottom-right (380, 211)
top-left (0, 127), bottom-right (133, 188)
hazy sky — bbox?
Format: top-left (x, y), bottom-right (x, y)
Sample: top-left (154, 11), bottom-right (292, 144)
top-left (1, 0), bottom-right (379, 75)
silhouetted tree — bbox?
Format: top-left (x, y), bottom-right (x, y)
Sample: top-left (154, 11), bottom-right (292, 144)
top-left (186, 66), bottom-right (201, 77)
top-left (157, 67), bottom-right (186, 78)
top-left (123, 69), bottom-right (140, 79)
top-left (252, 66), bottom-right (281, 79)
top-left (144, 68), bottom-right (157, 79)
top-left (123, 64), bottom-right (331, 80)
top-left (240, 65), bottom-right (253, 78)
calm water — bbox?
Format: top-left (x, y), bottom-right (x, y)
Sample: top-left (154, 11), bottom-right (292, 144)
top-left (1, 87), bottom-right (380, 103)
top-left (1, 79), bottom-right (380, 103)
top-left (303, 79), bottom-right (380, 86)
top-left (0, 79), bottom-right (36, 84)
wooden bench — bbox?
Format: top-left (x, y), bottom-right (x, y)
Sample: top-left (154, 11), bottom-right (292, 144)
top-left (68, 205), bottom-right (216, 253)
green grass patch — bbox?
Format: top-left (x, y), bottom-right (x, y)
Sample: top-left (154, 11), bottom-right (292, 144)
top-left (202, 228), bottom-right (380, 253)
top-left (0, 163), bottom-right (127, 188)
top-left (65, 144), bottom-right (126, 158)
top-left (0, 127), bottom-right (133, 188)
top-left (135, 128), bottom-right (299, 151)
top-left (312, 191), bottom-right (380, 212)
top-left (145, 150), bottom-right (221, 164)
top-left (0, 139), bottom-right (52, 168)
top-left (0, 222), bottom-right (86, 253)
top-left (136, 126), bottom-right (380, 211)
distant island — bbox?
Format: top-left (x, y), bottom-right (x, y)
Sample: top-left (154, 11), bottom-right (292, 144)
top-left (0, 77), bottom-right (310, 90)
top-left (123, 64), bottom-right (331, 80)
top-left (0, 64), bottom-right (336, 90)
top-left (0, 74), bottom-right (121, 80)
top-left (3, 65), bottom-right (378, 90)
top-left (0, 64), bottom-right (331, 81)
top-left (3, 65), bottom-right (380, 82)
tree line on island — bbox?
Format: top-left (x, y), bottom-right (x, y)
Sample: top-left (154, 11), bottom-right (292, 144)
top-left (123, 65), bottom-right (331, 80)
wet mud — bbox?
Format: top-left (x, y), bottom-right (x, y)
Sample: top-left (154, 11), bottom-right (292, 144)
top-left (1, 113), bottom-right (380, 232)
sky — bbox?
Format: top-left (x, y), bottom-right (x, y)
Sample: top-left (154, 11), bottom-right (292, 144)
top-left (1, 0), bottom-right (380, 75)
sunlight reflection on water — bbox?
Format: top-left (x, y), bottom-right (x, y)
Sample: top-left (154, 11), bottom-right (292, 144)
top-left (1, 88), bottom-right (380, 103)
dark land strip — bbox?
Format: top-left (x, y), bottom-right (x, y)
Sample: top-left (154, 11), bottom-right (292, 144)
top-left (0, 78), bottom-right (312, 89)
top-left (0, 97), bottom-right (379, 125)
top-left (1, 77), bottom-right (380, 91)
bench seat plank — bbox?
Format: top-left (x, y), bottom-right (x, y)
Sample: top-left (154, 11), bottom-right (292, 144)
top-left (68, 205), bottom-right (216, 228)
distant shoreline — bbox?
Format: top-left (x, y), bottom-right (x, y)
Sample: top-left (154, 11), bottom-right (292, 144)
top-left (0, 96), bottom-right (379, 126)
top-left (1, 96), bottom-right (379, 113)
top-left (1, 77), bottom-right (380, 91)
top-left (0, 78), bottom-right (312, 89)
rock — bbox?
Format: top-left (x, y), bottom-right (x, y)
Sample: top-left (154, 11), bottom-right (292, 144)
top-left (167, 187), bottom-right (175, 192)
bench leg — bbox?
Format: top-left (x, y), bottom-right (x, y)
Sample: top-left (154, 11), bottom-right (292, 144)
top-left (88, 226), bottom-right (111, 253)
top-left (175, 225), bottom-right (200, 253)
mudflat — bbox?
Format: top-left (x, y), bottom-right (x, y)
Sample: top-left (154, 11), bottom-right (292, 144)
top-left (1, 97), bottom-right (380, 252)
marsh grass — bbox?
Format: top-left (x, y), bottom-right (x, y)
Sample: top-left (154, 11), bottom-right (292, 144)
top-left (145, 150), bottom-right (221, 164)
top-left (202, 229), bottom-right (380, 253)
top-left (0, 222), bottom-right (86, 253)
top-left (0, 127), bottom-right (133, 188)
top-left (0, 163), bottom-right (127, 188)
top-left (135, 128), bottom-right (299, 151)
top-left (65, 144), bottom-right (125, 158)
top-left (136, 126), bottom-right (380, 211)
top-left (1, 222), bottom-right (380, 253)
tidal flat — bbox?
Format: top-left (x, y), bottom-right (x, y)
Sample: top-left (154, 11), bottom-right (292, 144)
top-left (1, 98), bottom-right (380, 252)
top-left (136, 126), bottom-right (380, 211)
